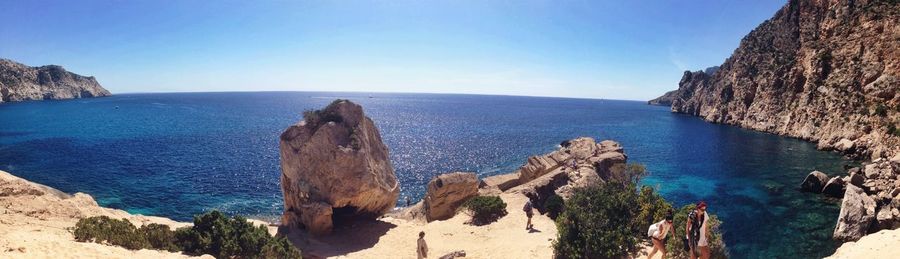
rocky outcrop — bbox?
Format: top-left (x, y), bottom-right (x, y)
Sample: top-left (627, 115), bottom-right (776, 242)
top-left (0, 59), bottom-right (110, 103)
top-left (801, 171), bottom-right (829, 193)
top-left (834, 185), bottom-right (877, 242)
top-left (649, 66), bottom-right (720, 106)
top-left (424, 172), bottom-right (479, 222)
top-left (0, 170), bottom-right (217, 258)
top-left (807, 157), bottom-right (900, 241)
top-left (654, 0), bottom-right (900, 160)
top-left (279, 100), bottom-right (400, 235)
top-left (647, 90), bottom-right (678, 106)
top-left (510, 137), bottom-right (627, 206)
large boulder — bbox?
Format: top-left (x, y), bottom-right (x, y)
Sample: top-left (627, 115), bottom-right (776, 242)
top-left (800, 171), bottom-right (829, 193)
top-left (849, 172), bottom-right (865, 187)
top-left (822, 177), bottom-right (846, 198)
top-left (834, 185), bottom-right (877, 242)
top-left (424, 172), bottom-right (479, 221)
top-left (279, 100), bottom-right (400, 235)
top-left (834, 138), bottom-right (855, 153)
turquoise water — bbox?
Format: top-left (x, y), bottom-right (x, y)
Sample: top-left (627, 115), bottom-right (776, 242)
top-left (0, 92), bottom-right (849, 258)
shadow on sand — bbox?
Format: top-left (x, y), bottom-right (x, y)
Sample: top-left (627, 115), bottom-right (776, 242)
top-left (281, 220), bottom-right (397, 258)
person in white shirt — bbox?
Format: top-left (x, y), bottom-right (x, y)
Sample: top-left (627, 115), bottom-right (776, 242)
top-left (686, 201), bottom-right (709, 259)
top-left (647, 210), bottom-right (674, 259)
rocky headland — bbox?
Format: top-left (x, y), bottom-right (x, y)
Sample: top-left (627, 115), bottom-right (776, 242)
top-left (0, 58), bottom-right (111, 103)
top-left (651, 0), bottom-right (900, 254)
top-left (0, 169), bottom-right (256, 259)
top-left (657, 0), bottom-right (900, 160)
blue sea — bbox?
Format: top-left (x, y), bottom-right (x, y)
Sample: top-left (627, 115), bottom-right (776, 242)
top-left (0, 92), bottom-right (850, 258)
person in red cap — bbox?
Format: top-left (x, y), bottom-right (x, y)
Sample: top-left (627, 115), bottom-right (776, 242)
top-left (685, 201), bottom-right (709, 259)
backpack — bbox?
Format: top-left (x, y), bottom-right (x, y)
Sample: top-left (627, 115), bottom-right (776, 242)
top-left (647, 222), bottom-right (660, 238)
top-left (523, 200), bottom-right (533, 212)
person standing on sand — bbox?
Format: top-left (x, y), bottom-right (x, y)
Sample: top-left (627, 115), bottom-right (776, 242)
top-left (686, 201), bottom-right (709, 259)
top-left (647, 210), bottom-right (674, 259)
top-left (523, 193), bottom-right (535, 230)
top-left (417, 231), bottom-right (428, 259)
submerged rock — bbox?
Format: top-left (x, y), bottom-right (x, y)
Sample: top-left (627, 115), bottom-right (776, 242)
top-left (424, 172), bottom-right (479, 222)
top-left (279, 100), bottom-right (400, 235)
top-left (801, 171), bottom-right (829, 193)
top-left (834, 185), bottom-right (877, 242)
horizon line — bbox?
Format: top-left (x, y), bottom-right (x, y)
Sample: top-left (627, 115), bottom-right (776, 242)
top-left (110, 89), bottom-right (656, 102)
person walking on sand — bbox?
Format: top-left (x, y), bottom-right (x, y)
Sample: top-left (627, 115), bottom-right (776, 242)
top-left (417, 231), bottom-right (428, 259)
top-left (523, 193), bottom-right (535, 230)
top-left (647, 210), bottom-right (674, 259)
top-left (686, 201), bottom-right (710, 259)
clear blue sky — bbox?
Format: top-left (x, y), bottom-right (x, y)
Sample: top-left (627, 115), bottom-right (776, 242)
top-left (0, 0), bottom-right (785, 100)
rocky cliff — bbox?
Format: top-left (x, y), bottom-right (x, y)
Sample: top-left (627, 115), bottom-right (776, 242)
top-left (649, 66), bottom-right (719, 106)
top-left (656, 0), bottom-right (900, 160)
top-left (279, 99), bottom-right (400, 235)
top-left (0, 58), bottom-right (110, 103)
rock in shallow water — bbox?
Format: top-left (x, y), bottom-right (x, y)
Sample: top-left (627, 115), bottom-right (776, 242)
top-left (801, 171), bottom-right (829, 193)
top-left (822, 177), bottom-right (846, 198)
top-left (834, 185), bottom-right (876, 242)
top-left (279, 100), bottom-right (400, 235)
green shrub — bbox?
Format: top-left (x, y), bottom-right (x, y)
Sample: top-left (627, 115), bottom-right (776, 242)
top-left (607, 163), bottom-right (648, 187)
top-left (874, 103), bottom-right (888, 117)
top-left (73, 216), bottom-right (149, 250)
top-left (74, 211), bottom-right (301, 259)
top-left (463, 195), bottom-right (508, 225)
top-left (888, 123), bottom-right (900, 136)
top-left (139, 223), bottom-right (179, 252)
top-left (543, 193), bottom-right (565, 220)
top-left (553, 184), bottom-right (641, 259)
top-left (261, 236), bottom-right (303, 259)
top-left (665, 204), bottom-right (729, 259)
top-left (553, 163), bottom-right (702, 259)
top-left (635, 185), bottom-right (674, 238)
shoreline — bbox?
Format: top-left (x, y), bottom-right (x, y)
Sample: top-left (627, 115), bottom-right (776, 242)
top-left (0, 163), bottom-right (894, 258)
top-left (0, 170), bottom-right (275, 259)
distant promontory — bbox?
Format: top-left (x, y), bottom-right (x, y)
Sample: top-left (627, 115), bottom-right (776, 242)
top-left (0, 58), bottom-right (110, 103)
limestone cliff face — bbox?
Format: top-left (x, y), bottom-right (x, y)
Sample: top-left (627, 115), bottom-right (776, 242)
top-left (660, 0), bottom-right (900, 159)
top-left (0, 59), bottom-right (111, 103)
top-left (279, 100), bottom-right (400, 235)
top-left (649, 67), bottom-right (719, 106)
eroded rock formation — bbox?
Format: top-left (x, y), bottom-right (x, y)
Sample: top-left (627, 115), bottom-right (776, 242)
top-left (509, 137), bottom-right (628, 206)
top-left (424, 172), bottom-right (479, 222)
top-left (279, 100), bottom-right (400, 235)
top-left (0, 59), bottom-right (110, 103)
top-left (654, 0), bottom-right (900, 160)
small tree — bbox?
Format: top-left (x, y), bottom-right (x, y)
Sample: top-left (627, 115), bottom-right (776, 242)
top-left (553, 184), bottom-right (641, 259)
